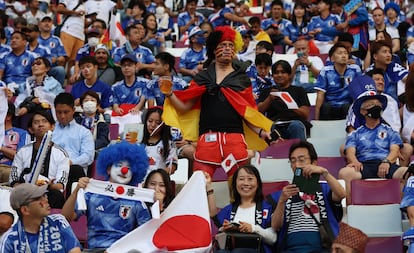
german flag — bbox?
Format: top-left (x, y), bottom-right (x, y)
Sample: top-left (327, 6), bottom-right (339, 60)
top-left (163, 62), bottom-right (273, 151)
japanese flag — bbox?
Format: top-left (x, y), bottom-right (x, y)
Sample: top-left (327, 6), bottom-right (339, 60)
top-left (270, 92), bottom-right (299, 109)
top-left (106, 171), bottom-right (212, 253)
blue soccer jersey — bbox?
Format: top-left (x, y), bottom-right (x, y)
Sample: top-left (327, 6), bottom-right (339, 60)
top-left (208, 7), bottom-right (233, 27)
top-left (112, 77), bottom-right (149, 105)
top-left (177, 11), bottom-right (205, 36)
top-left (146, 76), bottom-right (188, 106)
top-left (38, 34), bottom-right (67, 66)
top-left (0, 127), bottom-right (30, 166)
top-left (246, 63), bottom-right (275, 100)
top-left (27, 43), bottom-right (52, 63)
top-left (308, 14), bottom-right (341, 42)
top-left (0, 50), bottom-right (36, 88)
top-left (261, 18), bottom-right (291, 34)
top-left (112, 44), bottom-right (155, 65)
top-left (179, 47), bottom-right (207, 71)
top-left (345, 123), bottom-right (403, 162)
top-left (75, 44), bottom-right (93, 61)
top-left (0, 214), bottom-right (81, 253)
top-left (365, 62), bottom-right (408, 102)
top-left (283, 22), bottom-right (309, 43)
top-left (0, 44), bottom-right (11, 55)
top-left (71, 79), bottom-right (113, 108)
top-left (315, 64), bottom-right (361, 107)
top-left (76, 192), bottom-right (151, 249)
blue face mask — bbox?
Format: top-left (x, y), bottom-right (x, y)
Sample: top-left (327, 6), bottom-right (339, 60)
top-left (196, 36), bottom-right (206, 45)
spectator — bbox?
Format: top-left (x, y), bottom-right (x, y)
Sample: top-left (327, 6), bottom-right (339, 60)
top-left (71, 56), bottom-right (113, 111)
top-left (75, 90), bottom-right (110, 151)
top-left (236, 26), bottom-right (255, 63)
top-left (15, 56), bottom-right (63, 117)
top-left (52, 92), bottom-right (94, 196)
top-left (200, 21), bottom-right (214, 38)
top-left (143, 169), bottom-right (175, 213)
top-left (84, 0), bottom-right (122, 27)
top-left (402, 67), bottom-right (414, 145)
top-left (5, 0), bottom-right (26, 20)
top-left (326, 32), bottom-right (363, 69)
top-left (365, 40), bottom-right (407, 102)
top-left (249, 16), bottom-right (272, 44)
top-left (142, 13), bottom-right (165, 55)
top-left (332, 222), bottom-right (368, 253)
top-left (165, 26), bottom-right (273, 178)
top-left (0, 211), bottom-right (14, 241)
top-left (368, 7), bottom-right (400, 53)
top-left (0, 32), bottom-right (36, 91)
top-left (250, 53), bottom-right (275, 101)
top-left (38, 15), bottom-right (67, 86)
top-left (56, 0), bottom-right (86, 79)
top-left (122, 0), bottom-right (146, 30)
top-left (384, 2), bottom-right (400, 29)
top-left (148, 52), bottom-right (188, 107)
top-left (291, 37), bottom-right (324, 92)
top-left (338, 90), bottom-right (407, 202)
top-left (94, 44), bottom-right (121, 86)
top-left (262, 0), bottom-right (291, 47)
top-left (10, 110), bottom-right (69, 208)
top-left (246, 41), bottom-right (275, 93)
top-left (308, 0), bottom-right (341, 54)
top-left (22, 0), bottom-right (47, 25)
top-left (208, 0), bottom-right (249, 28)
top-left (207, 165), bottom-right (277, 252)
top-left (315, 43), bottom-right (362, 120)
top-left (270, 140), bottom-right (346, 253)
top-left (112, 54), bottom-right (149, 115)
top-left (0, 183), bottom-right (81, 253)
top-left (179, 26), bottom-right (207, 83)
top-left (0, 27), bottom-right (11, 55)
top-left (61, 142), bottom-right (151, 251)
top-left (143, 0), bottom-right (157, 14)
top-left (284, 2), bottom-right (310, 51)
top-left (178, 0), bottom-right (205, 39)
top-left (112, 25), bottom-right (155, 73)
top-left (258, 60), bottom-right (310, 140)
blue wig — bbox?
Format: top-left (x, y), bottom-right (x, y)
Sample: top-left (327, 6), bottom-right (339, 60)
top-left (96, 141), bottom-right (149, 186)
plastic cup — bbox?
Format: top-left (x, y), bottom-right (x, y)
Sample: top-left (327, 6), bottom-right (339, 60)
top-left (159, 76), bottom-right (173, 95)
top-left (128, 131), bottom-right (138, 144)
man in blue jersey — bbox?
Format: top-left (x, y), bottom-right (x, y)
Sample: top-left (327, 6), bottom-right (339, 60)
top-left (338, 91), bottom-right (407, 202)
top-left (177, 0), bottom-right (205, 39)
top-left (147, 52), bottom-right (188, 107)
top-left (71, 56), bottom-right (113, 111)
top-left (61, 142), bottom-right (151, 252)
top-left (0, 183), bottom-right (81, 253)
top-left (261, 0), bottom-right (291, 47)
top-left (208, 0), bottom-right (248, 28)
top-left (315, 43), bottom-right (361, 120)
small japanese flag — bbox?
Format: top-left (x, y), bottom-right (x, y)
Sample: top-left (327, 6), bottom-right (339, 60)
top-left (106, 171), bottom-right (212, 253)
top-left (270, 92), bottom-right (299, 109)
top-left (221, 153), bottom-right (237, 173)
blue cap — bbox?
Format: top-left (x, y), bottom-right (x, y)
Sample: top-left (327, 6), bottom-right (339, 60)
top-left (384, 2), bottom-right (400, 14)
top-left (120, 54), bottom-right (137, 63)
top-left (349, 75), bottom-right (387, 118)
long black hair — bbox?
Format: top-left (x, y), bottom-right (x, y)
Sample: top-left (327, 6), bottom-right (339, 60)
top-left (143, 169), bottom-right (175, 209)
top-left (142, 107), bottom-right (171, 161)
top-left (291, 2), bottom-right (308, 29)
top-left (231, 165), bottom-right (264, 206)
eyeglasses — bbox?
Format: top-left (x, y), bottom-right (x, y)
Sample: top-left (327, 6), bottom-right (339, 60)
top-left (289, 156), bottom-right (310, 164)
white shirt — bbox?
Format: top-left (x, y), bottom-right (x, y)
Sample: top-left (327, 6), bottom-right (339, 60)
top-left (84, 0), bottom-right (116, 25)
top-left (60, 0), bottom-right (86, 40)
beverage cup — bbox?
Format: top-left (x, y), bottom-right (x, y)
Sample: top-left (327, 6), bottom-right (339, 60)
top-left (159, 76), bottom-right (173, 95)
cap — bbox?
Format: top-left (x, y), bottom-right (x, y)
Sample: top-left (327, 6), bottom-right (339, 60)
top-left (94, 44), bottom-right (110, 55)
top-left (384, 2), bottom-right (400, 15)
top-left (86, 27), bottom-right (100, 36)
top-left (121, 54), bottom-right (138, 64)
top-left (349, 75), bottom-right (387, 118)
top-left (10, 183), bottom-right (48, 210)
top-left (22, 24), bottom-right (39, 32)
top-left (333, 222), bottom-right (368, 253)
top-left (40, 14), bottom-right (53, 22)
top-left (189, 26), bottom-right (206, 38)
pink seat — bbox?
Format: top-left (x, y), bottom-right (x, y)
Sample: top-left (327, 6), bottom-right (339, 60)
top-left (351, 179), bottom-right (401, 205)
top-left (260, 139), bottom-right (301, 158)
top-left (71, 215), bottom-right (88, 247)
top-left (365, 237), bottom-right (402, 253)
top-left (108, 123), bottom-right (119, 141)
top-left (212, 167), bottom-right (228, 182)
top-left (174, 41), bottom-right (186, 48)
top-left (262, 181), bottom-right (289, 196)
top-left (317, 156), bottom-right (346, 179)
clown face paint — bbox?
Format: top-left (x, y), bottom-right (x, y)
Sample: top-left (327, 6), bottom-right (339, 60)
top-left (109, 160), bottom-right (133, 184)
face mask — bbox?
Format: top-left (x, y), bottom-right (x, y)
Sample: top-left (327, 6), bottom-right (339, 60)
top-left (196, 36), bottom-right (206, 45)
top-left (366, 105), bottom-right (382, 119)
top-left (109, 160), bottom-right (132, 184)
top-left (83, 101), bottom-right (97, 114)
top-left (88, 37), bottom-right (99, 47)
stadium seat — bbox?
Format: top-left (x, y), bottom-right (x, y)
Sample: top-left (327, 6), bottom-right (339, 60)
top-left (212, 167), bottom-right (228, 182)
top-left (365, 237), bottom-right (403, 253)
top-left (170, 158), bottom-right (189, 185)
top-left (307, 137), bottom-right (345, 157)
top-left (109, 123), bottom-right (119, 141)
top-left (260, 139), bottom-right (300, 158)
top-left (257, 158), bottom-right (293, 183)
top-left (310, 119), bottom-right (347, 138)
top-left (350, 179), bottom-right (401, 205)
top-left (317, 156), bottom-right (346, 179)
top-left (211, 181), bottom-right (230, 209)
top-left (262, 181), bottom-right (289, 196)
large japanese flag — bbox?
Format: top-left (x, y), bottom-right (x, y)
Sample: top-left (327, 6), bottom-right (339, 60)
top-left (106, 171), bottom-right (212, 253)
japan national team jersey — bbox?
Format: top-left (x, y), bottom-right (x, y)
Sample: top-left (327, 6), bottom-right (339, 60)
top-left (345, 123), bottom-right (403, 162)
top-left (315, 64), bottom-right (361, 107)
top-left (112, 44), bottom-right (155, 64)
top-left (1, 127), bottom-right (30, 166)
top-left (145, 139), bottom-right (177, 177)
top-left (0, 50), bottom-right (36, 87)
top-left (26, 44), bottom-right (52, 63)
top-left (38, 35), bottom-right (67, 66)
top-left (283, 22), bottom-right (309, 43)
top-left (177, 11), bottom-right (205, 36)
top-left (71, 79), bottom-right (114, 108)
top-left (308, 14), bottom-right (341, 42)
top-left (112, 77), bottom-right (149, 105)
top-left (208, 7), bottom-right (233, 27)
top-left (146, 76), bottom-right (188, 106)
top-left (179, 47), bottom-right (207, 71)
top-left (0, 214), bottom-right (81, 253)
top-left (261, 18), bottom-right (291, 33)
top-left (76, 192), bottom-right (151, 249)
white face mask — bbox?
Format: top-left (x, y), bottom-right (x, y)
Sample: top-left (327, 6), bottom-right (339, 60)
top-left (83, 101), bottom-right (97, 114)
top-left (88, 37), bottom-right (99, 47)
top-left (109, 160), bottom-right (132, 185)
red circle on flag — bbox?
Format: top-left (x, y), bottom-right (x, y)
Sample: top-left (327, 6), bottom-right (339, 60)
top-left (116, 186), bottom-right (125, 194)
top-left (281, 93), bottom-right (293, 103)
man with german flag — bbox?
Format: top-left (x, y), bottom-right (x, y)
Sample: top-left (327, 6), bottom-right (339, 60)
top-left (162, 26), bottom-right (273, 177)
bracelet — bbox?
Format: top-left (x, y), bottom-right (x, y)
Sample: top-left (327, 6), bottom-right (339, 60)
top-left (165, 91), bottom-right (173, 97)
top-left (207, 189), bottom-right (214, 196)
top-left (258, 129), bottom-right (263, 137)
top-left (381, 158), bottom-right (391, 164)
top-left (322, 169), bottom-right (329, 178)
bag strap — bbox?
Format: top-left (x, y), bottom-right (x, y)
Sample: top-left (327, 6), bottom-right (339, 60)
top-left (230, 202), bottom-right (263, 225)
top-left (60, 0), bottom-right (82, 27)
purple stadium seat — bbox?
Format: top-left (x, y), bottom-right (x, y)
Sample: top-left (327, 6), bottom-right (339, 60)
top-left (351, 179), bottom-right (401, 205)
top-left (365, 237), bottom-right (403, 253)
top-left (263, 181), bottom-right (289, 196)
top-left (109, 123), bottom-right (119, 141)
top-left (260, 139), bottom-right (301, 158)
top-left (212, 167), bottom-right (228, 182)
top-left (317, 156), bottom-right (346, 179)
top-left (71, 215), bottom-right (88, 248)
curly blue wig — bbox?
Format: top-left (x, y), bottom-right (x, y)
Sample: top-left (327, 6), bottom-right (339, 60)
top-left (96, 141), bottom-right (149, 186)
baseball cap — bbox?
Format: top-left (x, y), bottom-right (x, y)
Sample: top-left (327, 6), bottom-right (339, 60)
top-left (94, 44), bottom-right (110, 55)
top-left (189, 26), bottom-right (206, 38)
top-left (121, 54), bottom-right (138, 64)
top-left (40, 14), bottom-right (53, 22)
top-left (10, 183), bottom-right (48, 210)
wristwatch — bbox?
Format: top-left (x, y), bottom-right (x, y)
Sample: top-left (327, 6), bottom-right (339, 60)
top-left (381, 158), bottom-right (391, 164)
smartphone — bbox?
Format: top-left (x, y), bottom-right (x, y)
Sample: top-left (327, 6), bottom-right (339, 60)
top-left (292, 168), bottom-right (320, 194)
top-left (266, 128), bottom-right (281, 145)
top-left (297, 51), bottom-right (304, 58)
top-left (230, 222), bottom-right (240, 228)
